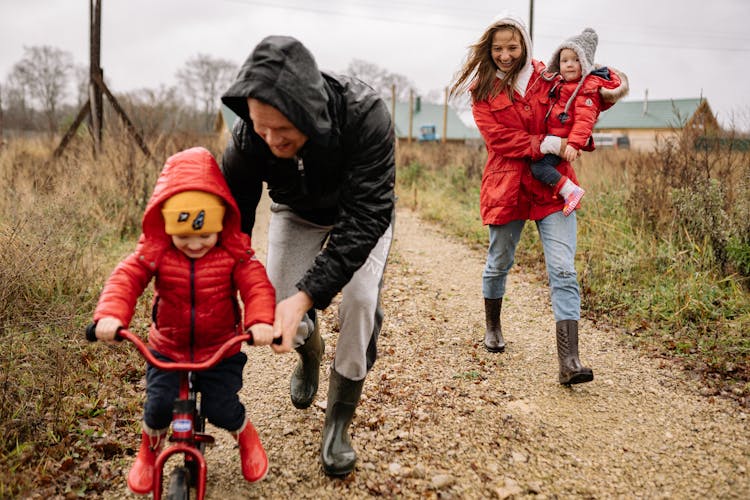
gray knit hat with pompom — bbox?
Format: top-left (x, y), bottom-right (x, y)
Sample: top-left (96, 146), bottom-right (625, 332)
top-left (547, 27), bottom-right (598, 77)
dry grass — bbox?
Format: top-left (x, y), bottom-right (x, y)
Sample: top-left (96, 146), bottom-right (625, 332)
top-left (576, 139), bottom-right (750, 401)
top-left (0, 131), bottom-right (225, 496)
top-left (2, 129), bottom-right (749, 496)
top-left (395, 141), bottom-right (489, 247)
top-left (396, 137), bottom-right (750, 405)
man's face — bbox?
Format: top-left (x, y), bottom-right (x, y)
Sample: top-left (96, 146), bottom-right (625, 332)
top-left (248, 98), bottom-right (308, 158)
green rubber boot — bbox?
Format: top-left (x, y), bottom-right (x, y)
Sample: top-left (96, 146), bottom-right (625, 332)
top-left (290, 317), bottom-right (324, 409)
top-left (320, 370), bottom-right (364, 477)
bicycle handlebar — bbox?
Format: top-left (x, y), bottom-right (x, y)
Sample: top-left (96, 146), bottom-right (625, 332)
top-left (85, 322), bottom-right (281, 371)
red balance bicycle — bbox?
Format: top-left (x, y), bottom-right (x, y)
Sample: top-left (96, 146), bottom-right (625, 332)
top-left (86, 324), bottom-right (278, 500)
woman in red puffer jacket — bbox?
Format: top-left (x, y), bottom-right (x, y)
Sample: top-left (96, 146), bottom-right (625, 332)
top-left (450, 12), bottom-right (624, 386)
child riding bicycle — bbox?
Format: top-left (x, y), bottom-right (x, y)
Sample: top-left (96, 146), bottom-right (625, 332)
top-left (93, 146), bottom-right (276, 494)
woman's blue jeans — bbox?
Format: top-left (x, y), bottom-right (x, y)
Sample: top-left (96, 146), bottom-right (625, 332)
top-left (482, 211), bottom-right (580, 321)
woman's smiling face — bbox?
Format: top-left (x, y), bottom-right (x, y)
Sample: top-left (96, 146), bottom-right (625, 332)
top-left (491, 28), bottom-right (524, 73)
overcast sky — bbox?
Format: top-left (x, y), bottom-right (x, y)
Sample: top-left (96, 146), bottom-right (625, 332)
top-left (2, 0), bottom-right (749, 129)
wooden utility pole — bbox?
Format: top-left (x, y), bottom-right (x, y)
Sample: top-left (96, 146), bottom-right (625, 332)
top-left (529, 0), bottom-right (534, 41)
top-left (54, 0), bottom-right (151, 159)
top-left (441, 87), bottom-right (448, 144)
top-left (390, 84), bottom-right (396, 123)
top-left (89, 0), bottom-right (103, 153)
top-left (408, 90), bottom-right (414, 145)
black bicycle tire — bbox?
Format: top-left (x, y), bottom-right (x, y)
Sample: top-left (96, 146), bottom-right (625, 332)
top-left (166, 466), bottom-right (190, 500)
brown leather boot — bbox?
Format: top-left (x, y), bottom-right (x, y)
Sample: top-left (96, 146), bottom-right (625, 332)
top-left (556, 320), bottom-right (593, 385)
top-left (483, 298), bottom-right (505, 352)
top-left (127, 429), bottom-right (165, 495)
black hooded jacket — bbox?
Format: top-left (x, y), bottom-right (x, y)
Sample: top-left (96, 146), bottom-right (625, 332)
top-left (221, 36), bottom-right (396, 310)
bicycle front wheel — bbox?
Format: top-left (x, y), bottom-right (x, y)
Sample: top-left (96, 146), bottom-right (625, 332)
top-left (166, 466), bottom-right (190, 500)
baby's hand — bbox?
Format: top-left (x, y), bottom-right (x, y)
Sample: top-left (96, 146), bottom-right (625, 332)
top-left (248, 323), bottom-right (275, 346)
top-left (564, 145), bottom-right (579, 163)
top-left (96, 317), bottom-right (123, 345)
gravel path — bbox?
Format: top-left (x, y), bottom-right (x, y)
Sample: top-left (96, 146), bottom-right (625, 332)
top-left (105, 203), bottom-right (749, 499)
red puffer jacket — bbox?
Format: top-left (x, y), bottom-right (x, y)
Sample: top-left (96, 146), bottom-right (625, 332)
top-left (94, 147), bottom-right (275, 362)
top-left (546, 68), bottom-right (624, 151)
top-left (473, 60), bottom-right (580, 225)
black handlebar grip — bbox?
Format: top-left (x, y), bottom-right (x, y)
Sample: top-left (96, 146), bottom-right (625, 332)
top-left (86, 322), bottom-right (124, 342)
top-left (246, 331), bottom-right (283, 345)
top-left (85, 322), bottom-right (98, 342)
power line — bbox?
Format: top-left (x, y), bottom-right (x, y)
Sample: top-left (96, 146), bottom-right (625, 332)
top-left (221, 0), bottom-right (750, 53)
top-left (543, 16), bottom-right (750, 44)
top-left (224, 0), bottom-right (497, 18)
top-left (533, 32), bottom-right (750, 53)
top-left (221, 0), bottom-right (484, 31)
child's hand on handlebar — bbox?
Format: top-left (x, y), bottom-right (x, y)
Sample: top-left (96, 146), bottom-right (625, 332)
top-left (248, 323), bottom-right (275, 346)
top-left (96, 317), bottom-right (123, 345)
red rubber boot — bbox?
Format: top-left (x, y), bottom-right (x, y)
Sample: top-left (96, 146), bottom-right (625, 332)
top-left (127, 430), bottom-right (164, 495)
top-left (234, 420), bottom-right (268, 482)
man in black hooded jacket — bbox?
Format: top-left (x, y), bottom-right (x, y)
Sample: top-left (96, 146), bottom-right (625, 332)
top-left (220, 35), bottom-right (395, 477)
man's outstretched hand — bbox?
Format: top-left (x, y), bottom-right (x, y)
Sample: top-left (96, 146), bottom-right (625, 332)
top-left (272, 290), bottom-right (313, 353)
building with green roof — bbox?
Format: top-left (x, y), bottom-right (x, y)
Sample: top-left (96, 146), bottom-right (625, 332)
top-left (384, 97), bottom-right (481, 143)
top-left (218, 98), bottom-right (481, 144)
top-left (593, 97), bottom-right (719, 150)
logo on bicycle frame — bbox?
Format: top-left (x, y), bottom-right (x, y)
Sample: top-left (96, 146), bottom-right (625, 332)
top-left (172, 419), bottom-right (192, 432)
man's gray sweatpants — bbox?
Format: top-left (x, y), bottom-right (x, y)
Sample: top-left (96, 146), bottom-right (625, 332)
top-left (266, 203), bottom-right (393, 381)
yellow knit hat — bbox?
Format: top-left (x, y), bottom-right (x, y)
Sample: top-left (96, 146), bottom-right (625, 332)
top-left (161, 190), bottom-right (225, 235)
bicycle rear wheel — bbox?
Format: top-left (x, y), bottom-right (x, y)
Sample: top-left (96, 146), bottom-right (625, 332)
top-left (166, 466), bottom-right (190, 500)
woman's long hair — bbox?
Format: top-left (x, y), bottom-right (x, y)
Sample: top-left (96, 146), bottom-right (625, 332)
top-left (450, 23), bottom-right (528, 103)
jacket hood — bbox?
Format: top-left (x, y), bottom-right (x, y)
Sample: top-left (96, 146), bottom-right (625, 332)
top-left (221, 35), bottom-right (333, 147)
top-left (489, 11), bottom-right (533, 71)
top-left (142, 147), bottom-right (249, 257)
top-left (600, 66), bottom-right (630, 104)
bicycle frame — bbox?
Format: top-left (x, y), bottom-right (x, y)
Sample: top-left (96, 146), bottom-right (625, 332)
top-left (89, 327), bottom-right (252, 500)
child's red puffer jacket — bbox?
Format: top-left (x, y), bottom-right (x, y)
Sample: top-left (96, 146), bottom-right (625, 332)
top-left (94, 147), bottom-right (275, 362)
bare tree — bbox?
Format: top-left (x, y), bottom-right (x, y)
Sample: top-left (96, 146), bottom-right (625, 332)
top-left (119, 85), bottom-right (186, 137)
top-left (176, 54), bottom-right (237, 130)
top-left (344, 59), bottom-right (416, 102)
top-left (11, 45), bottom-right (74, 134)
top-left (73, 63), bottom-right (89, 108)
top-left (4, 67), bottom-right (34, 130)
